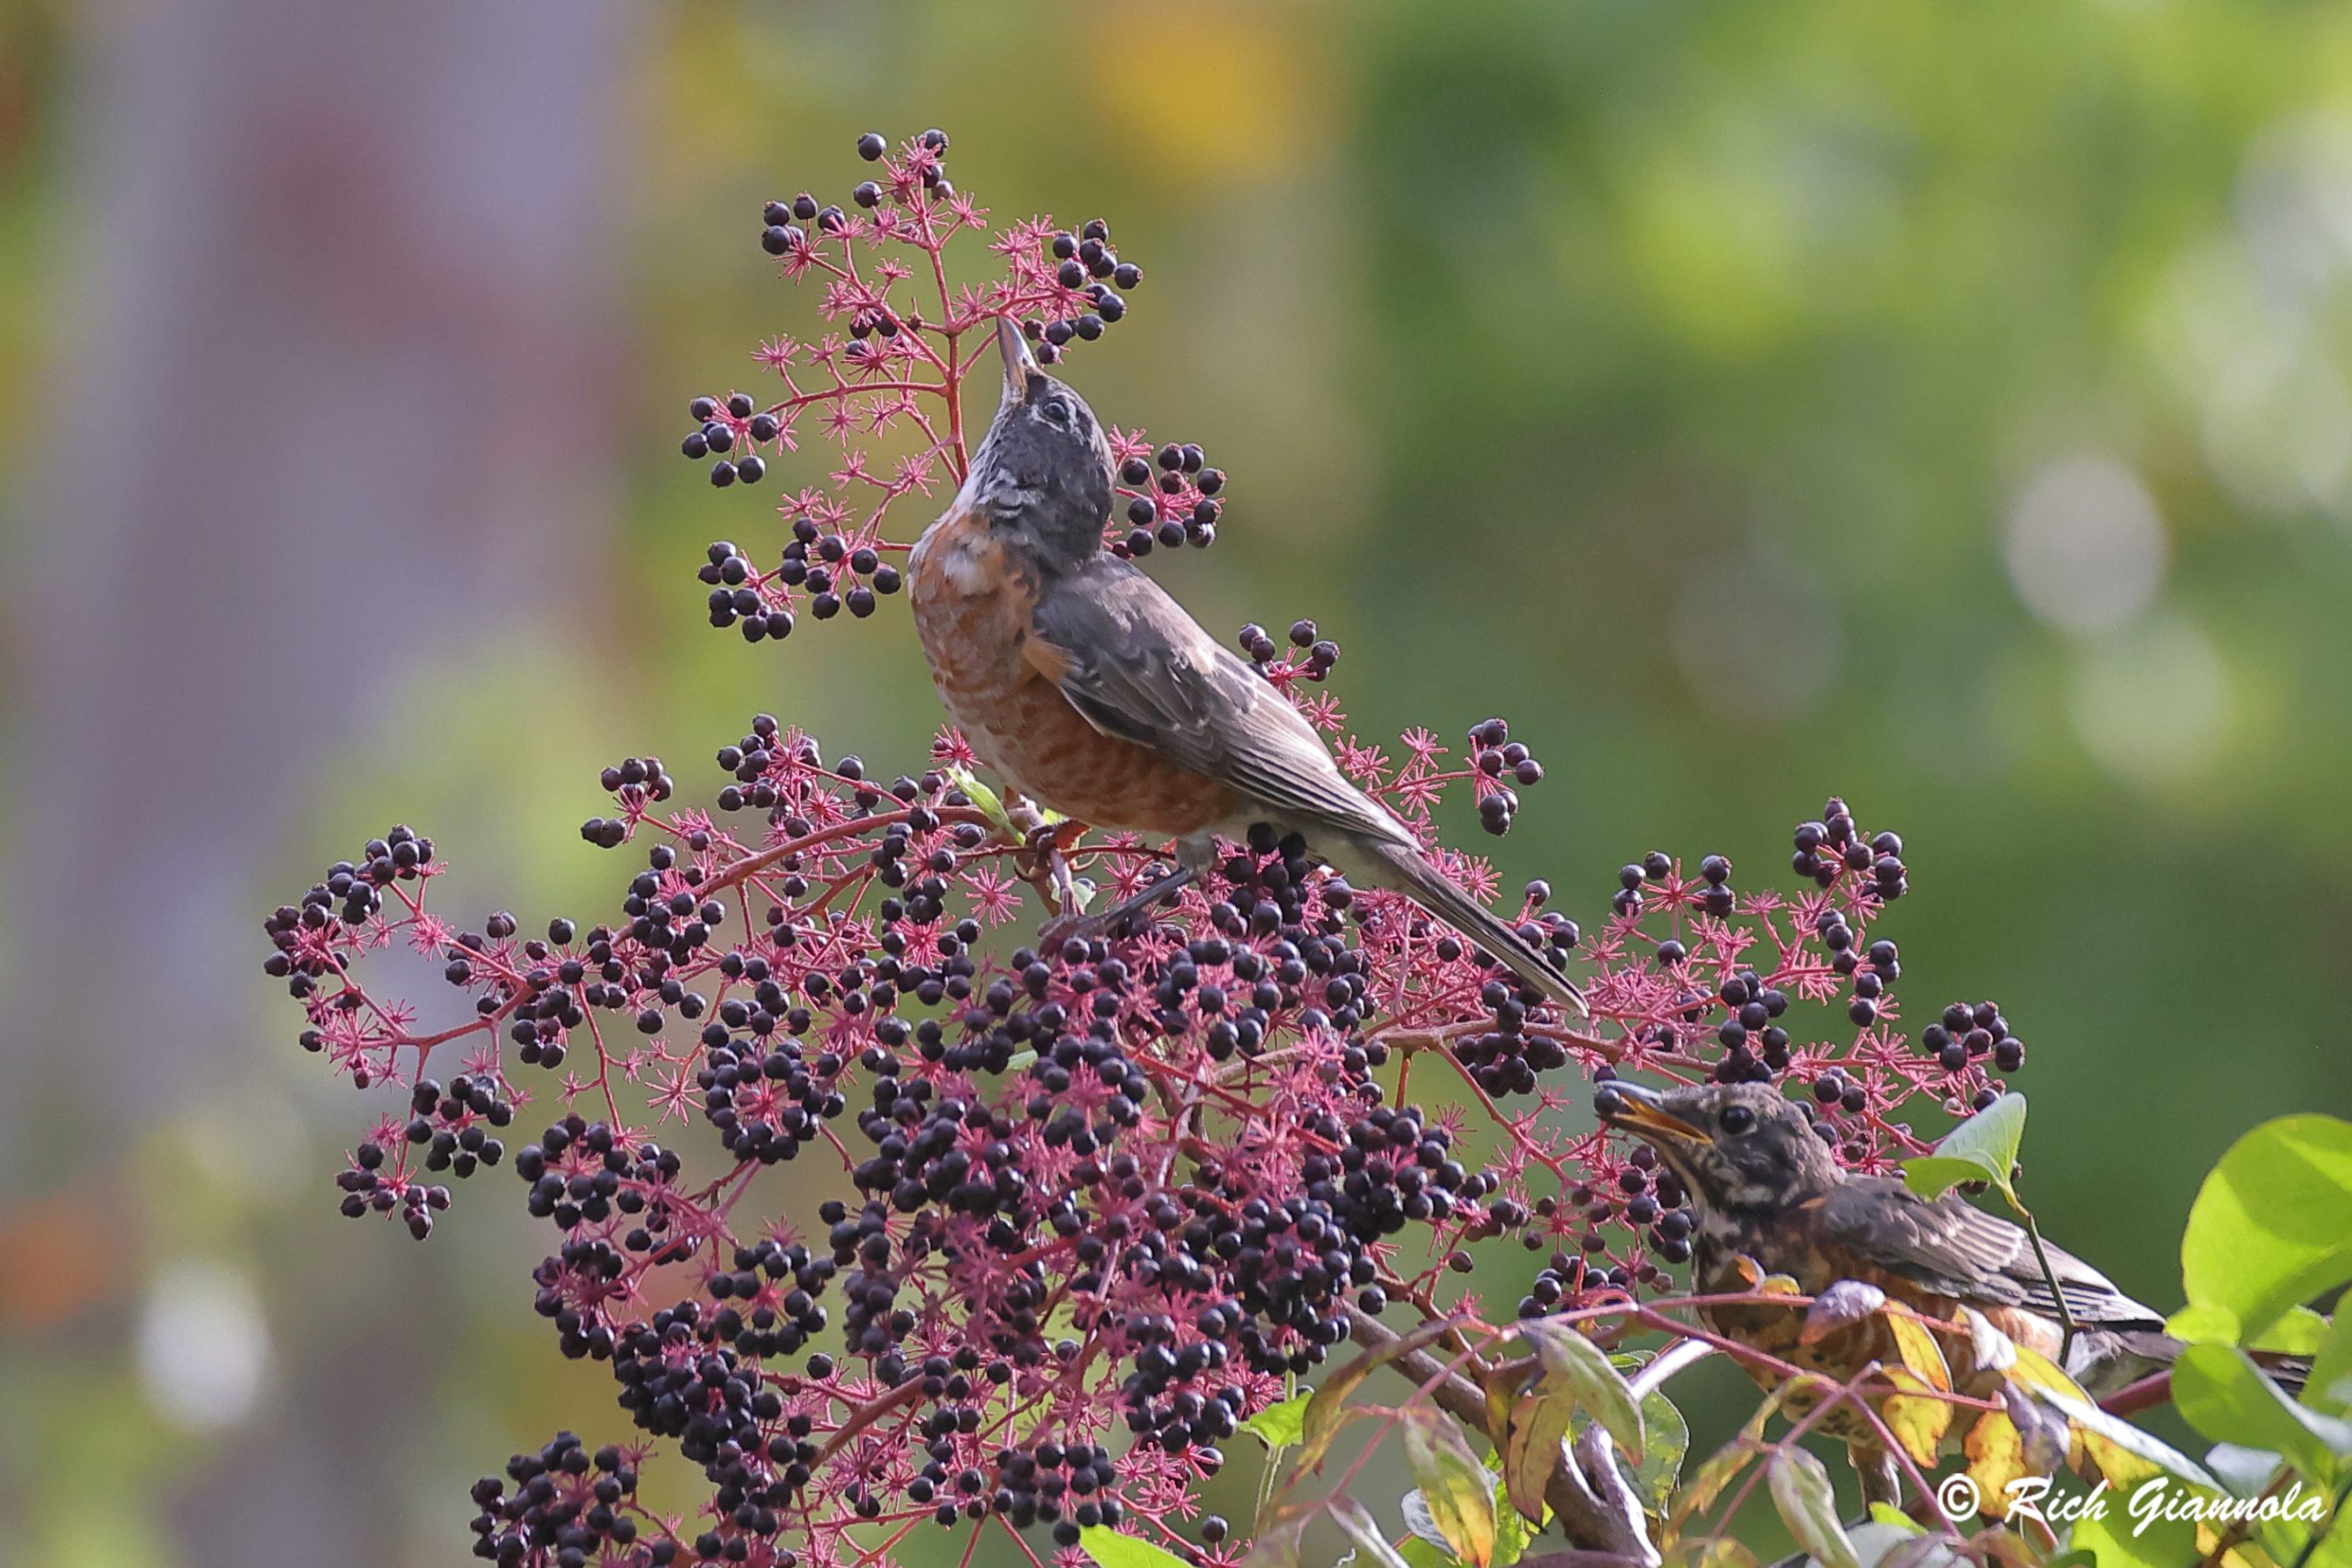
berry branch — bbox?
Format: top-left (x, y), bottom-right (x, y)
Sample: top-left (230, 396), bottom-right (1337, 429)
top-left (269, 130), bottom-right (2041, 1568)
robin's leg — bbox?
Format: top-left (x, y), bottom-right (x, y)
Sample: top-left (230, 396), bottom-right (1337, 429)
top-left (1846, 1443), bottom-right (1900, 1507)
top-left (1039, 863), bottom-right (1195, 950)
top-left (1038, 833), bottom-right (1217, 950)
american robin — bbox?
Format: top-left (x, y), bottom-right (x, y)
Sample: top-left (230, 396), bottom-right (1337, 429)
top-left (906, 319), bottom-right (1585, 1018)
top-left (1596, 1079), bottom-right (2196, 1495)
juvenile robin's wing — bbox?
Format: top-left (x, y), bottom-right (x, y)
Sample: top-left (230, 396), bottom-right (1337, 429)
top-left (1818, 1177), bottom-right (2165, 1329)
top-left (1025, 557), bottom-right (1409, 847)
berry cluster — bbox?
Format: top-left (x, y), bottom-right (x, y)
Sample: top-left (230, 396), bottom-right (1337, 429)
top-left (1467, 716), bottom-right (1543, 837)
top-left (1106, 435), bottom-right (1218, 558)
top-left (1238, 618), bottom-right (1339, 682)
top-left (468, 1432), bottom-right (655, 1566)
top-left (1025, 217), bottom-right (1142, 367)
top-left (272, 137), bottom-right (2039, 1568)
top-left (667, 129), bottom-right (1219, 642)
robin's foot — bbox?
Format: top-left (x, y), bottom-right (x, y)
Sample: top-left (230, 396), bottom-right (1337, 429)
top-left (1846, 1443), bottom-right (1900, 1508)
top-left (1037, 864), bottom-right (1196, 954)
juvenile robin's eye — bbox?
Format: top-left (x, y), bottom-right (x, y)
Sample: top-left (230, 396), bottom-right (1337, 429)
top-left (1039, 399), bottom-right (1071, 428)
top-left (1719, 1105), bottom-right (1756, 1135)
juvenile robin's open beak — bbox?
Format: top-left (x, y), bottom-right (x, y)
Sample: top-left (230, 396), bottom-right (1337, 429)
top-left (1596, 1081), bottom-right (1709, 1144)
top-left (996, 315), bottom-right (1040, 402)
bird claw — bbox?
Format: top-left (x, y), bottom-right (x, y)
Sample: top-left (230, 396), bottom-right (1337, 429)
top-left (1035, 864), bottom-right (1197, 956)
top-left (1035, 909), bottom-right (1102, 956)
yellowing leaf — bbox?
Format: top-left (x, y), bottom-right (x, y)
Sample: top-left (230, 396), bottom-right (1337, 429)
top-left (1401, 1408), bottom-right (1498, 1568)
top-left (2006, 1342), bottom-right (2085, 1403)
top-left (1674, 1436), bottom-right (1761, 1525)
top-left (1300, 1319), bottom-right (1455, 1470)
top-left (1668, 1543), bottom-right (1762, 1567)
top-left (1668, 1542), bottom-right (1762, 1567)
top-left (1880, 1365), bottom-right (1952, 1467)
top-left (1500, 1384), bottom-right (1576, 1526)
top-left (1238, 1502), bottom-right (1314, 1568)
top-left (2016, 1366), bottom-right (2219, 1493)
top-left (1964, 1407), bottom-right (2030, 1504)
top-left (1887, 1312), bottom-right (1953, 1393)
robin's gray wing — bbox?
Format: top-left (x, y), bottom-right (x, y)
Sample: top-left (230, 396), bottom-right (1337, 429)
top-left (1025, 557), bottom-right (1408, 847)
top-left (1819, 1178), bottom-right (2166, 1329)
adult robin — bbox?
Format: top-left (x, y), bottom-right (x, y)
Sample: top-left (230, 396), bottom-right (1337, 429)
top-left (1595, 1079), bottom-right (2215, 1495)
top-left (906, 319), bottom-right (1585, 1018)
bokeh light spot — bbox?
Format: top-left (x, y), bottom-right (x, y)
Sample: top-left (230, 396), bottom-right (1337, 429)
top-left (136, 1258), bottom-right (272, 1431)
top-left (2003, 454), bottom-right (2167, 633)
top-left (2070, 615), bottom-right (2232, 789)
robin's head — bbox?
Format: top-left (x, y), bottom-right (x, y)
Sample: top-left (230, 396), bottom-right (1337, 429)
top-left (956, 317), bottom-right (1114, 567)
top-left (1596, 1079), bottom-right (1841, 1215)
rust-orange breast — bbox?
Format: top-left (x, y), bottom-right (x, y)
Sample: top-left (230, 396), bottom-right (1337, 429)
top-left (906, 511), bottom-right (1238, 837)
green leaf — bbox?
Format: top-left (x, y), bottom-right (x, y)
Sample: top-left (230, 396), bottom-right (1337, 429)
top-left (2174, 1342), bottom-right (2352, 1481)
top-left (2256, 1304), bottom-right (2335, 1355)
top-left (1489, 1489), bottom-right (1531, 1568)
top-left (2173, 1114), bottom-right (2352, 1348)
top-left (941, 765), bottom-right (1011, 835)
top-left (2311, 1311), bottom-right (2352, 1417)
top-left (1401, 1408), bottom-right (1498, 1568)
top-left (2069, 1499), bottom-right (2196, 1568)
top-left (1239, 1392), bottom-right (1310, 1450)
top-left (1519, 1317), bottom-right (1644, 1458)
top-left (1767, 1447), bottom-right (1860, 1568)
top-left (1629, 1388), bottom-right (1690, 1515)
top-left (1080, 1527), bottom-right (1197, 1568)
top-left (1864, 1504), bottom-right (1924, 1536)
top-left (1329, 1496), bottom-right (1415, 1568)
top-left (1902, 1093), bottom-right (2026, 1203)
top-left (1396, 1534), bottom-right (1453, 1568)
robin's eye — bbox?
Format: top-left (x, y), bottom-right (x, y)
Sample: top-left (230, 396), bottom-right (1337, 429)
top-left (1719, 1105), bottom-right (1756, 1135)
top-left (1039, 399), bottom-right (1071, 428)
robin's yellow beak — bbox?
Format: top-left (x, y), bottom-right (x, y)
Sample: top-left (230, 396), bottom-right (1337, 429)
top-left (1597, 1081), bottom-right (1709, 1144)
top-left (996, 314), bottom-right (1041, 401)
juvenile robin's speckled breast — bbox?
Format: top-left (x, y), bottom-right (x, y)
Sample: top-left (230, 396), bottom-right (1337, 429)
top-left (1691, 1201), bottom-right (2045, 1445)
top-left (907, 510), bottom-right (1243, 836)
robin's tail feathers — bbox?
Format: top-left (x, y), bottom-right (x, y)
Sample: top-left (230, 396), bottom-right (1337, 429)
top-left (1357, 838), bottom-right (1589, 1018)
top-left (2068, 1328), bottom-right (2310, 1398)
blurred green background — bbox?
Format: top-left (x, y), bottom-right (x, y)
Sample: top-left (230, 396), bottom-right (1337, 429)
top-left (2, 1), bottom-right (2347, 1563)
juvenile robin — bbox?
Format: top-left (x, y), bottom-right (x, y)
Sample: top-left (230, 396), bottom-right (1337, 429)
top-left (1597, 1079), bottom-right (2195, 1495)
top-left (907, 319), bottom-right (1585, 1018)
